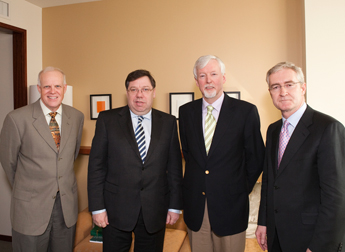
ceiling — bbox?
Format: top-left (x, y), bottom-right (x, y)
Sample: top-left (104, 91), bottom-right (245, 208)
top-left (25, 0), bottom-right (101, 8)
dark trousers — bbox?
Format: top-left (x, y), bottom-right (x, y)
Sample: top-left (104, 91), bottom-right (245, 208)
top-left (103, 209), bottom-right (165, 252)
top-left (271, 228), bottom-right (283, 252)
top-left (12, 192), bottom-right (76, 252)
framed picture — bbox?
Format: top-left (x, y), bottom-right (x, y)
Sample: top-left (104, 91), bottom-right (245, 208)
top-left (90, 94), bottom-right (112, 120)
top-left (169, 92), bottom-right (194, 119)
top-left (225, 91), bottom-right (241, 100)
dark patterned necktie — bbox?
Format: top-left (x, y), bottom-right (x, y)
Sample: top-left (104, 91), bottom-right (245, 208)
top-left (135, 116), bottom-right (146, 163)
top-left (49, 112), bottom-right (61, 151)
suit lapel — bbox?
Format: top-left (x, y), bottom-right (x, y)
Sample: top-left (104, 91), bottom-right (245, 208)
top-left (59, 104), bottom-right (72, 154)
top-left (271, 122), bottom-right (281, 177)
top-left (145, 109), bottom-right (163, 162)
top-left (32, 100), bottom-right (58, 153)
top-left (118, 106), bottom-right (142, 160)
top-left (190, 99), bottom-right (207, 160)
top-left (276, 106), bottom-right (313, 177)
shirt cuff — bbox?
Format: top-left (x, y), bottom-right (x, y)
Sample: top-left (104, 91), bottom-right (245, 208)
top-left (168, 209), bottom-right (182, 214)
top-left (92, 209), bottom-right (106, 215)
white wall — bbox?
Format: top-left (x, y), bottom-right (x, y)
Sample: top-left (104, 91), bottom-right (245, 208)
top-left (305, 0), bottom-right (345, 124)
top-left (0, 0), bottom-right (42, 87)
top-left (0, 0), bottom-right (42, 236)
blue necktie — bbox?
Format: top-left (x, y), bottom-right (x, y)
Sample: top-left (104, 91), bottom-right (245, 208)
top-left (135, 116), bottom-right (146, 163)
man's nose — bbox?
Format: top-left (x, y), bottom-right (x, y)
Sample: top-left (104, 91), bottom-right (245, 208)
top-left (279, 86), bottom-right (287, 95)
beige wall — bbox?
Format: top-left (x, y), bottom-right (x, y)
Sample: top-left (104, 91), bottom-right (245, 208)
top-left (305, 0), bottom-right (345, 124)
top-left (42, 0), bottom-right (305, 210)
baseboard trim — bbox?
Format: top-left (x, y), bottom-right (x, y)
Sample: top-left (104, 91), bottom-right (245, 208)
top-left (0, 235), bottom-right (12, 242)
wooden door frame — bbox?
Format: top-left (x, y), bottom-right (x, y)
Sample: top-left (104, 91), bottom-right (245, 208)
top-left (0, 22), bottom-right (27, 109)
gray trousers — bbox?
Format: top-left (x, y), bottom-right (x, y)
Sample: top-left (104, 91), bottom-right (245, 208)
top-left (12, 192), bottom-right (76, 252)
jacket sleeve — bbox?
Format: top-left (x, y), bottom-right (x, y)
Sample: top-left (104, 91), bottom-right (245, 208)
top-left (0, 114), bottom-right (21, 187)
top-left (309, 120), bottom-right (345, 251)
top-left (244, 105), bottom-right (265, 193)
top-left (87, 112), bottom-right (109, 211)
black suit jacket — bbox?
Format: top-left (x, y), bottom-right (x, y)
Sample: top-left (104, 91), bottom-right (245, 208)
top-left (179, 94), bottom-right (265, 236)
top-left (88, 106), bottom-right (183, 233)
top-left (258, 106), bottom-right (345, 252)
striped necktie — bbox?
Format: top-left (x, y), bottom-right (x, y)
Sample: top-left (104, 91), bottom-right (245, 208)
top-left (278, 120), bottom-right (290, 168)
top-left (49, 112), bottom-right (61, 151)
top-left (205, 105), bottom-right (216, 155)
top-left (135, 116), bottom-right (146, 163)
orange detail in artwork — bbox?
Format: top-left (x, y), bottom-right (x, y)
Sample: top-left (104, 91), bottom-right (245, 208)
top-left (97, 101), bottom-right (106, 113)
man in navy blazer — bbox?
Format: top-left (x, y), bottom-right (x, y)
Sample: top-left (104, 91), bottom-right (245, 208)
top-left (179, 55), bottom-right (265, 252)
top-left (88, 69), bottom-right (183, 252)
top-left (256, 62), bottom-right (345, 252)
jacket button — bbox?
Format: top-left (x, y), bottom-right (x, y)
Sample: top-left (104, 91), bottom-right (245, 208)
top-left (205, 170), bottom-right (209, 174)
top-left (274, 185), bottom-right (279, 190)
top-left (274, 209), bottom-right (278, 213)
top-left (202, 192), bottom-right (205, 195)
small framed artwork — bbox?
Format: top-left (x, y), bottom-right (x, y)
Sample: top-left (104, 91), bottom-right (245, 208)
top-left (225, 91), bottom-right (241, 100)
top-left (90, 94), bottom-right (112, 120)
top-left (169, 92), bottom-right (194, 119)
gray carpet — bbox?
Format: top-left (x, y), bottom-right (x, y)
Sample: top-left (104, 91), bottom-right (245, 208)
top-left (0, 240), bottom-right (12, 252)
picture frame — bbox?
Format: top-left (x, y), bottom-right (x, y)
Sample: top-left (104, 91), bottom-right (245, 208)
top-left (90, 94), bottom-right (112, 120)
top-left (225, 91), bottom-right (241, 100)
top-left (169, 92), bottom-right (194, 119)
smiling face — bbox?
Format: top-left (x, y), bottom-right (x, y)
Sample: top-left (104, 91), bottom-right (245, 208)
top-left (195, 59), bottom-right (226, 104)
top-left (37, 70), bottom-right (67, 112)
top-left (268, 68), bottom-right (306, 118)
top-left (126, 76), bottom-right (156, 115)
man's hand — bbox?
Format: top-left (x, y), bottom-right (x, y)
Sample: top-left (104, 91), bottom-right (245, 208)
top-left (166, 211), bottom-right (179, 225)
top-left (307, 249), bottom-right (312, 252)
top-left (92, 211), bottom-right (109, 228)
top-left (255, 225), bottom-right (268, 251)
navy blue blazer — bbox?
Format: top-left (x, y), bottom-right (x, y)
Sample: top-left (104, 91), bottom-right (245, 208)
top-left (179, 94), bottom-right (265, 236)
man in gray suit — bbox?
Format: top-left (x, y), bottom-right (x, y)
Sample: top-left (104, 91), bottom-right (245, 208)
top-left (0, 67), bottom-right (84, 252)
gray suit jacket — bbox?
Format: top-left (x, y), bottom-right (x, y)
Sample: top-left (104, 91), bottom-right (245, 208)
top-left (0, 100), bottom-right (84, 235)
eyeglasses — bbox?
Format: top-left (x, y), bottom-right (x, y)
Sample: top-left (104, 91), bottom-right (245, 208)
top-left (269, 82), bottom-right (301, 93)
top-left (127, 88), bottom-right (154, 94)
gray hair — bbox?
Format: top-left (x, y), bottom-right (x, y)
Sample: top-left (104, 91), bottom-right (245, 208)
top-left (38, 66), bottom-right (66, 86)
top-left (266, 62), bottom-right (304, 86)
top-left (193, 55), bottom-right (226, 79)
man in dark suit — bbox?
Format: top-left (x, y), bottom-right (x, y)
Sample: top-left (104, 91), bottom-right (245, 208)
top-left (88, 69), bottom-right (183, 252)
top-left (0, 67), bottom-right (84, 252)
top-left (256, 62), bottom-right (345, 252)
top-left (179, 55), bottom-right (265, 252)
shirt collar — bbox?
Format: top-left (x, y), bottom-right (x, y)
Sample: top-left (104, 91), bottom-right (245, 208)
top-left (282, 102), bottom-right (307, 128)
top-left (129, 109), bottom-right (152, 120)
top-left (202, 92), bottom-right (224, 112)
top-left (39, 99), bottom-right (63, 116)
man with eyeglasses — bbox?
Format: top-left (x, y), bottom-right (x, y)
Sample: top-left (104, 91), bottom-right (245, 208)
top-left (88, 69), bottom-right (183, 252)
top-left (256, 62), bottom-right (345, 252)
